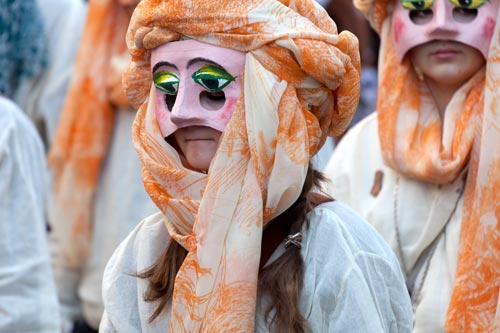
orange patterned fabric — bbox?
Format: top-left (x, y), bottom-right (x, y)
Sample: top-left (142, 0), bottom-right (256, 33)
top-left (48, 0), bottom-right (138, 267)
top-left (354, 0), bottom-right (500, 331)
top-left (125, 0), bottom-right (359, 331)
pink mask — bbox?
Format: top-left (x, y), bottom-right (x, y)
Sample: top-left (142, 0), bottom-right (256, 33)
top-left (151, 39), bottom-right (246, 138)
top-left (392, 0), bottom-right (499, 62)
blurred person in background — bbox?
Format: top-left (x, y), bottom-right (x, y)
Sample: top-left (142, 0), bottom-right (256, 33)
top-left (325, 0), bottom-right (500, 331)
top-left (47, 0), bottom-right (156, 332)
top-left (0, 1), bottom-right (64, 331)
top-left (0, 96), bottom-right (61, 333)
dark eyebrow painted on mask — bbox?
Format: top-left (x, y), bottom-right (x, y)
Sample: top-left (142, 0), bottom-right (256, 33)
top-left (152, 61), bottom-right (177, 74)
top-left (187, 57), bottom-right (229, 73)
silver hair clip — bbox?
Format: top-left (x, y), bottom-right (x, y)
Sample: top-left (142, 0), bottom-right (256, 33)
top-left (284, 232), bottom-right (303, 249)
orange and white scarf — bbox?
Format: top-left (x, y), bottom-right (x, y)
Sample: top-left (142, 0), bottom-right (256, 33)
top-left (355, 0), bottom-right (500, 330)
top-left (125, 0), bottom-right (360, 331)
top-left (48, 0), bottom-right (138, 267)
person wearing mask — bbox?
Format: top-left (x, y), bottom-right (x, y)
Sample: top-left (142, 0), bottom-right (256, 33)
top-left (325, 0), bottom-right (500, 331)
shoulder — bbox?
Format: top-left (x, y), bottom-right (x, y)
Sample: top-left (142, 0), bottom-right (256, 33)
top-left (339, 112), bottom-right (378, 148)
top-left (0, 97), bottom-right (43, 152)
top-left (0, 97), bottom-right (38, 136)
top-left (303, 200), bottom-right (398, 265)
top-left (102, 212), bottom-right (169, 330)
top-left (103, 212), bottom-right (168, 288)
top-left (325, 112), bottom-right (379, 174)
top-left (301, 201), bottom-right (413, 332)
top-left (0, 97), bottom-right (45, 188)
top-left (323, 113), bottom-right (385, 206)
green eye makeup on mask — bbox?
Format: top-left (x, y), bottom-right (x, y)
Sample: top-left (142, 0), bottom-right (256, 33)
top-left (191, 65), bottom-right (236, 92)
top-left (402, 0), bottom-right (435, 10)
top-left (448, 0), bottom-right (488, 9)
top-left (401, 0), bottom-right (488, 10)
top-left (153, 71), bottom-right (180, 95)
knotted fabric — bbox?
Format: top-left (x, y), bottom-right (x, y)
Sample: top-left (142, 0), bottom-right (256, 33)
top-left (125, 0), bottom-right (360, 331)
top-left (48, 0), bottom-right (139, 267)
top-left (355, 0), bottom-right (500, 330)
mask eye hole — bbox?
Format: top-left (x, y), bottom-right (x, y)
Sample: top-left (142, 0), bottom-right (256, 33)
top-left (199, 91), bottom-right (226, 110)
top-left (409, 9), bottom-right (434, 24)
top-left (452, 7), bottom-right (478, 22)
top-left (165, 94), bottom-right (177, 111)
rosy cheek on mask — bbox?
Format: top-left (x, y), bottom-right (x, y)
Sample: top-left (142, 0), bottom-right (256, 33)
top-left (393, 17), bottom-right (406, 44)
top-left (155, 97), bottom-right (169, 123)
top-left (482, 16), bottom-right (496, 41)
top-left (219, 98), bottom-right (238, 123)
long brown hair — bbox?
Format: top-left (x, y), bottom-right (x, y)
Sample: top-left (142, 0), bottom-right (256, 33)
top-left (137, 163), bottom-right (331, 332)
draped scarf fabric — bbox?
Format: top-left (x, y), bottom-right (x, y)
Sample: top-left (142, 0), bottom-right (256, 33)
top-left (48, 0), bottom-right (139, 268)
top-left (355, 0), bottom-right (500, 330)
top-left (125, 0), bottom-right (360, 331)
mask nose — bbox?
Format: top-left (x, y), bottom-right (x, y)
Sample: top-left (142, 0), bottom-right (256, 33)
top-left (428, 0), bottom-right (459, 38)
top-left (169, 80), bottom-right (204, 128)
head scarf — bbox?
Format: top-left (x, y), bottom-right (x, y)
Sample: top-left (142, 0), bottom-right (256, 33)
top-left (355, 0), bottom-right (500, 330)
top-left (0, 0), bottom-right (47, 98)
top-left (125, 0), bottom-right (360, 330)
top-left (48, 0), bottom-right (139, 267)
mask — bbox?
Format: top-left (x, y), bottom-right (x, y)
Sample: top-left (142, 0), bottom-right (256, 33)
top-left (151, 39), bottom-right (246, 138)
top-left (391, 0), bottom-right (499, 61)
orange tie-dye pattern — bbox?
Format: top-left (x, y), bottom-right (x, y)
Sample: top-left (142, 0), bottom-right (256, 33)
top-left (48, 0), bottom-right (140, 268)
top-left (354, 0), bottom-right (500, 330)
top-left (125, 0), bottom-right (360, 331)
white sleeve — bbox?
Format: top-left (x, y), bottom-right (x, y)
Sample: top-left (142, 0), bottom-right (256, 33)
top-left (0, 98), bottom-right (61, 333)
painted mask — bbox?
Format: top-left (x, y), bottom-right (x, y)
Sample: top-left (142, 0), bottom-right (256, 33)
top-left (151, 39), bottom-right (246, 138)
top-left (392, 0), bottom-right (499, 61)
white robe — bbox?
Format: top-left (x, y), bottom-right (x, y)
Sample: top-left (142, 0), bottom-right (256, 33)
top-left (0, 97), bottom-right (61, 333)
top-left (324, 113), bottom-right (465, 332)
top-left (99, 201), bottom-right (413, 332)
